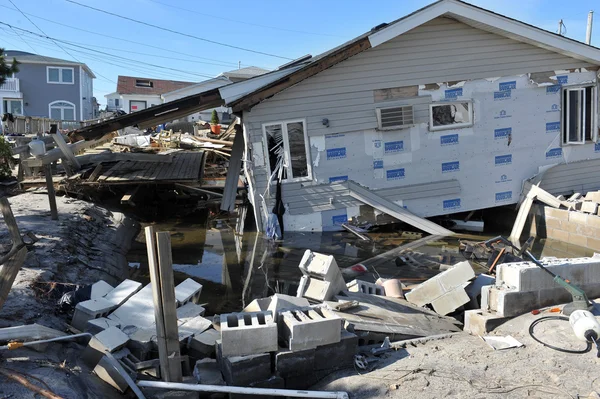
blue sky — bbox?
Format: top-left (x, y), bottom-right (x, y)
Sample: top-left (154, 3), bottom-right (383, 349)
top-left (1, 0), bottom-right (598, 106)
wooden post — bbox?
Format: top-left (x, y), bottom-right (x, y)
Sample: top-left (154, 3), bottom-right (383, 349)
top-left (145, 226), bottom-right (182, 382)
top-left (0, 198), bottom-right (27, 311)
top-left (44, 165), bottom-right (58, 220)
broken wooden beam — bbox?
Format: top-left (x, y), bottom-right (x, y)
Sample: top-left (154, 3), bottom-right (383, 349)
top-left (52, 132), bottom-right (81, 170)
top-left (190, 137), bottom-right (233, 146)
top-left (220, 130), bottom-right (244, 212)
top-left (44, 165), bottom-right (59, 220)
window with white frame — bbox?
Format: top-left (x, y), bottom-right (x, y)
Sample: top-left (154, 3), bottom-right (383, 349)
top-left (263, 120), bottom-right (311, 181)
top-left (562, 85), bottom-right (597, 144)
top-left (2, 98), bottom-right (23, 115)
top-left (429, 101), bottom-right (473, 131)
top-left (114, 99), bottom-right (120, 107)
top-left (47, 67), bottom-right (74, 84)
top-left (376, 105), bottom-right (414, 130)
top-left (49, 101), bottom-right (76, 121)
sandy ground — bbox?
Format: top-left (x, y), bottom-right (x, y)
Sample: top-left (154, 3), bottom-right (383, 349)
top-left (0, 191), bottom-right (138, 398)
top-left (317, 302), bottom-right (600, 399)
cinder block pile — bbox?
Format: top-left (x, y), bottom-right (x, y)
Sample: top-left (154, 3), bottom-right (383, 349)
top-left (296, 250), bottom-right (347, 302)
top-left (215, 293), bottom-right (357, 389)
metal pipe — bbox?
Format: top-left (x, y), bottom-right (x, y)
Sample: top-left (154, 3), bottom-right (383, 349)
top-left (587, 11), bottom-right (594, 45)
top-left (0, 333), bottom-right (92, 350)
top-left (136, 381), bottom-right (349, 399)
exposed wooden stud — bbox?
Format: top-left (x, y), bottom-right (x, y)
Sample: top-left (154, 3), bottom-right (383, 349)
top-left (0, 247), bottom-right (27, 311)
top-left (52, 132), bottom-right (81, 170)
top-left (220, 128), bottom-right (244, 212)
top-left (155, 231), bottom-right (183, 382)
top-left (44, 165), bottom-right (58, 220)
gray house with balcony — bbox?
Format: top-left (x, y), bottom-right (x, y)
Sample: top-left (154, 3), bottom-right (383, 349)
top-left (0, 50), bottom-right (95, 122)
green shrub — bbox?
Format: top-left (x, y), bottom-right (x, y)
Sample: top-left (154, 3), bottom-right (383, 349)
top-left (0, 136), bottom-right (13, 180)
top-left (210, 109), bottom-right (219, 125)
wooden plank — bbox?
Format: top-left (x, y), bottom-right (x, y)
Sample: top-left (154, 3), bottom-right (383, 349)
top-left (144, 226), bottom-right (171, 382)
top-left (175, 183), bottom-right (223, 197)
top-left (155, 231), bottom-right (183, 382)
top-left (44, 165), bottom-right (58, 220)
top-left (21, 136), bottom-right (108, 168)
top-left (97, 162), bottom-right (123, 182)
top-left (345, 181), bottom-right (453, 236)
top-left (0, 247), bottom-right (28, 311)
top-left (221, 131), bottom-right (245, 212)
top-left (121, 186), bottom-right (141, 205)
top-left (87, 163), bottom-right (103, 182)
top-left (87, 153), bottom-right (173, 164)
top-left (52, 133), bottom-right (81, 170)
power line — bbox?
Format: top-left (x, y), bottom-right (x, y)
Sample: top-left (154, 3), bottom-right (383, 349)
top-left (0, 23), bottom-right (217, 80)
top-left (65, 0), bottom-right (293, 60)
top-left (146, 0), bottom-right (342, 38)
top-left (6, 0), bottom-right (117, 85)
top-left (0, 3), bottom-right (255, 69)
top-left (0, 29), bottom-right (206, 82)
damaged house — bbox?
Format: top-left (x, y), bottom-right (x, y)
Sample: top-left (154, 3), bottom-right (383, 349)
top-left (218, 0), bottom-right (600, 233)
top-left (72, 0), bottom-right (600, 235)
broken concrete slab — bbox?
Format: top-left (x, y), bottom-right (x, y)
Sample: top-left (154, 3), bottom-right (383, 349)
top-left (465, 274), bottom-right (496, 308)
top-left (405, 261), bottom-right (475, 308)
top-left (280, 306), bottom-right (342, 351)
top-left (90, 280), bottom-right (114, 299)
top-left (72, 298), bottom-right (116, 331)
top-left (93, 355), bottom-right (131, 393)
top-left (176, 302), bottom-right (206, 319)
top-left (267, 294), bottom-right (310, 322)
top-left (126, 328), bottom-right (156, 361)
top-left (347, 279), bottom-right (385, 296)
top-left (220, 311), bottom-right (278, 357)
top-left (175, 278), bottom-right (202, 306)
top-left (581, 201), bottom-right (599, 214)
top-left (85, 317), bottom-right (121, 335)
top-left (83, 326), bottom-right (129, 368)
top-left (178, 316), bottom-right (212, 336)
top-left (103, 279), bottom-right (143, 307)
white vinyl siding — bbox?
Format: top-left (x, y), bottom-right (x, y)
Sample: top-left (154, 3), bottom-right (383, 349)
top-left (47, 67), bottom-right (74, 84)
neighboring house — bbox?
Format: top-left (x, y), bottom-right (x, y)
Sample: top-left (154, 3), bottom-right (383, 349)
top-left (161, 67), bottom-right (269, 123)
top-left (0, 50), bottom-right (95, 121)
top-left (216, 0), bottom-right (600, 232)
top-left (105, 76), bottom-right (195, 113)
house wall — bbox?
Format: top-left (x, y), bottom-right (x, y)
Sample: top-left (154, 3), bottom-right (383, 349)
top-left (120, 94), bottom-right (162, 113)
top-left (16, 63), bottom-right (82, 119)
top-left (242, 16), bottom-right (600, 232)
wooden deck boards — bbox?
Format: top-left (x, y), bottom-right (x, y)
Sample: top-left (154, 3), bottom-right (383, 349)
top-left (95, 151), bottom-right (203, 184)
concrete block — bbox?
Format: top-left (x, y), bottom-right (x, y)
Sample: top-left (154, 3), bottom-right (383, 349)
top-left (93, 355), bottom-right (130, 393)
top-left (298, 250), bottom-right (339, 280)
top-left (547, 228), bottom-right (569, 242)
top-left (103, 279), bottom-right (142, 307)
top-left (545, 217), bottom-right (562, 230)
top-left (220, 311), bottom-right (278, 357)
top-left (267, 294), bottom-right (310, 322)
top-left (346, 279), bottom-right (385, 296)
top-left (189, 329), bottom-right (219, 358)
top-left (275, 347), bottom-right (315, 378)
top-left (193, 358), bottom-right (225, 385)
top-left (585, 191), bottom-right (600, 202)
top-left (178, 316), bottom-right (212, 336)
top-left (589, 214), bottom-right (600, 229)
top-left (108, 284), bottom-right (154, 328)
top-left (72, 298), bottom-right (116, 331)
top-left (568, 233), bottom-right (587, 247)
top-left (405, 261), bottom-right (475, 307)
top-left (465, 274), bottom-right (495, 307)
top-left (85, 317), bottom-right (121, 335)
top-left (582, 202), bottom-right (599, 214)
top-left (430, 286), bottom-right (470, 315)
top-left (126, 328), bottom-right (156, 361)
top-left (545, 207), bottom-right (569, 220)
top-left (175, 278), bottom-right (203, 306)
top-left (463, 309), bottom-right (510, 336)
top-left (313, 330), bottom-right (358, 371)
top-left (280, 306), bottom-right (342, 351)
top-left (177, 302), bottom-right (206, 319)
top-left (83, 327), bottom-right (129, 368)
top-left (220, 352), bottom-right (272, 386)
top-left (90, 280), bottom-right (114, 299)
top-left (496, 258), bottom-right (600, 292)
top-left (242, 297), bottom-right (271, 313)
top-left (570, 211), bottom-right (588, 224)
top-left (298, 276), bottom-right (343, 302)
